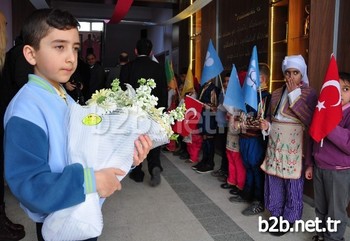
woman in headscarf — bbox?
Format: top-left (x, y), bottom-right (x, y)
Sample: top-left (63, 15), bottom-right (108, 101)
top-left (260, 55), bottom-right (318, 236)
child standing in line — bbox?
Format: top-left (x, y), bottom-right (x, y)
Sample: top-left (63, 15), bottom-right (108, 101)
top-left (224, 113), bottom-right (246, 195)
top-left (230, 63), bottom-right (271, 217)
top-left (212, 72), bottom-right (230, 181)
top-left (305, 72), bottom-right (350, 241)
top-left (184, 133), bottom-right (202, 163)
top-left (192, 79), bottom-right (219, 173)
top-left (3, 9), bottom-right (152, 241)
top-left (260, 55), bottom-right (317, 236)
top-left (183, 91), bottom-right (202, 164)
top-left (220, 69), bottom-right (247, 192)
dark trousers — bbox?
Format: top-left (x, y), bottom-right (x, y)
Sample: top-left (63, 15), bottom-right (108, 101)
top-left (132, 146), bottom-right (163, 176)
top-left (217, 127), bottom-right (228, 172)
top-left (201, 136), bottom-right (215, 167)
top-left (239, 137), bottom-right (265, 202)
top-left (36, 223), bottom-right (98, 241)
top-left (313, 166), bottom-right (350, 240)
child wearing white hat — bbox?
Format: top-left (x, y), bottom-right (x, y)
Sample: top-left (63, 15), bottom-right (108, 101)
top-left (260, 55), bottom-right (318, 236)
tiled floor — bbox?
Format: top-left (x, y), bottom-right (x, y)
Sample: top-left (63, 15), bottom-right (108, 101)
top-left (5, 151), bottom-right (350, 241)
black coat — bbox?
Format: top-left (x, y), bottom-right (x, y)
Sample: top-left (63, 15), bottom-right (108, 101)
top-left (86, 63), bottom-right (106, 100)
top-left (119, 56), bottom-right (168, 109)
top-left (0, 44), bottom-right (33, 113)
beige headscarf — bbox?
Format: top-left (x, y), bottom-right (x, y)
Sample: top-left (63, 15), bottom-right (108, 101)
top-left (282, 55), bottom-right (309, 85)
top-left (0, 11), bottom-right (7, 70)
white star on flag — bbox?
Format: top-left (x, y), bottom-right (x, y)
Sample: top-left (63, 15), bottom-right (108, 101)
top-left (316, 101), bottom-right (326, 111)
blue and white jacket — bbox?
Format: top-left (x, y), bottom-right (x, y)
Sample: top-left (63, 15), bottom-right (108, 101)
top-left (4, 74), bottom-right (87, 222)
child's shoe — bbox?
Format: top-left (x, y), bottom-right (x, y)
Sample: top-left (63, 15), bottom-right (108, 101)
top-left (229, 186), bottom-right (241, 196)
top-left (191, 162), bottom-right (203, 170)
top-left (211, 169), bottom-right (227, 178)
top-left (241, 201), bottom-right (264, 216)
top-left (217, 175), bottom-right (227, 183)
top-left (220, 183), bottom-right (235, 189)
top-left (179, 152), bottom-right (190, 160)
top-left (229, 194), bottom-right (250, 203)
top-left (185, 159), bottom-right (196, 163)
top-left (195, 164), bottom-right (214, 173)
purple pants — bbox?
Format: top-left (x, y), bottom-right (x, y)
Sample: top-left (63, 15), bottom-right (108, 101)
top-left (264, 174), bottom-right (304, 223)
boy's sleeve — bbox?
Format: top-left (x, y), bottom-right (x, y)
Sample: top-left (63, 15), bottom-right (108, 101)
top-left (326, 125), bottom-right (350, 156)
top-left (4, 116), bottom-right (86, 214)
top-left (289, 87), bottom-right (318, 127)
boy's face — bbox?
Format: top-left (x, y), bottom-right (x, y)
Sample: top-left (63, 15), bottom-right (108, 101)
top-left (86, 54), bottom-right (96, 66)
top-left (24, 28), bottom-right (80, 88)
top-left (340, 78), bottom-right (350, 106)
top-left (284, 68), bottom-right (302, 86)
top-left (260, 74), bottom-right (267, 87)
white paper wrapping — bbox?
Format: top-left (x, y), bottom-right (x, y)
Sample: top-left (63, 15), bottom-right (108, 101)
top-left (42, 103), bottom-right (169, 241)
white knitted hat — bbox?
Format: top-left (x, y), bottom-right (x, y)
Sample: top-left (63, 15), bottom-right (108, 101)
top-left (282, 55), bottom-right (309, 85)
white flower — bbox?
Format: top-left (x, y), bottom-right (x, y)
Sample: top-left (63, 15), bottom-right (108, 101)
top-left (86, 78), bottom-right (186, 138)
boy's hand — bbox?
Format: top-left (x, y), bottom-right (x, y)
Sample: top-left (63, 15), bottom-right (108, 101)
top-left (286, 78), bottom-right (301, 93)
top-left (260, 119), bottom-right (269, 131)
top-left (232, 120), bottom-right (241, 130)
top-left (133, 135), bottom-right (152, 166)
top-left (305, 166), bottom-right (313, 180)
top-left (95, 168), bottom-right (125, 198)
top-left (245, 116), bottom-right (260, 129)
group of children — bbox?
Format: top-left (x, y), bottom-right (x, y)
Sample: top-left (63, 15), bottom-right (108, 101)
top-left (170, 55), bottom-right (350, 240)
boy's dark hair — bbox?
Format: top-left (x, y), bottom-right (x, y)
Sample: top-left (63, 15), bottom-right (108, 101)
top-left (259, 63), bottom-right (270, 77)
top-left (136, 38), bottom-right (153, 56)
top-left (224, 70), bottom-right (231, 78)
top-left (119, 52), bottom-right (129, 63)
top-left (22, 8), bottom-right (79, 50)
top-left (339, 72), bottom-right (350, 83)
top-left (86, 53), bottom-right (96, 58)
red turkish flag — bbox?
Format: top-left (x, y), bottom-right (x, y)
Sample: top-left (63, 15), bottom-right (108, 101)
top-left (309, 55), bottom-right (342, 142)
top-left (172, 95), bottom-right (203, 137)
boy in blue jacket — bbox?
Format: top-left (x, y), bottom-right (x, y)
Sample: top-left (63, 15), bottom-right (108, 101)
top-left (4, 9), bottom-right (152, 241)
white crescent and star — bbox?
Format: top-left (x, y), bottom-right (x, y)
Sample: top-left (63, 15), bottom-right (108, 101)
top-left (247, 60), bottom-right (257, 88)
top-left (316, 79), bottom-right (341, 111)
top-left (184, 107), bottom-right (198, 124)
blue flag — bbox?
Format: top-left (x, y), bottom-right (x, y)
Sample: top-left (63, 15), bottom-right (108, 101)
top-left (242, 45), bottom-right (260, 111)
top-left (223, 64), bottom-right (246, 114)
top-left (200, 39), bottom-right (224, 85)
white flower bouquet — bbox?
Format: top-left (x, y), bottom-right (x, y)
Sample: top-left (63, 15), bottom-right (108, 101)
top-left (42, 78), bottom-right (185, 241)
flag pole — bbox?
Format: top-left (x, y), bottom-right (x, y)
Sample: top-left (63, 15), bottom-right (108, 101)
top-left (258, 86), bottom-right (263, 119)
top-left (177, 90), bottom-right (182, 103)
top-left (258, 86), bottom-right (265, 140)
top-left (218, 75), bottom-right (225, 98)
top-left (176, 83), bottom-right (181, 100)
